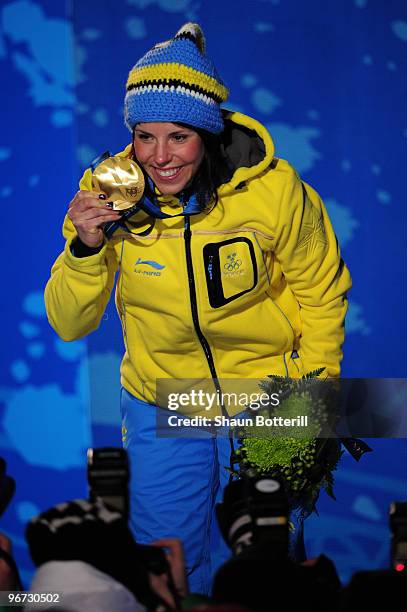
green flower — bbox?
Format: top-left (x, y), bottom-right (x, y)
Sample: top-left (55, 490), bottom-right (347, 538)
top-left (232, 369), bottom-right (343, 513)
top-left (242, 437), bottom-right (316, 471)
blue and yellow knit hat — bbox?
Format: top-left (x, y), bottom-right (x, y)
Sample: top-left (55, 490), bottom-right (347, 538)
top-left (124, 23), bottom-right (229, 134)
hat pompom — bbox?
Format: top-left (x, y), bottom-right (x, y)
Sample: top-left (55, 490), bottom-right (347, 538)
top-left (174, 22), bottom-right (206, 53)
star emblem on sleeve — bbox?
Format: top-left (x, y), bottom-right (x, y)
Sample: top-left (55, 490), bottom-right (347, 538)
top-left (297, 204), bottom-right (328, 256)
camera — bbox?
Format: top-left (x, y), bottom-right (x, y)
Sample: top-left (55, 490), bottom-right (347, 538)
top-left (389, 501), bottom-right (407, 572)
top-left (216, 472), bottom-right (289, 559)
top-left (0, 457), bottom-right (15, 518)
top-left (87, 447), bottom-right (169, 576)
top-left (87, 447), bottom-right (129, 520)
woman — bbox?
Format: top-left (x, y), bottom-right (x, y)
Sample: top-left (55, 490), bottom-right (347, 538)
top-left (45, 23), bottom-right (351, 595)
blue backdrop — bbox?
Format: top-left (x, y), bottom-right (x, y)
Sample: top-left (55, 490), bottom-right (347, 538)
top-left (1, 0), bottom-right (406, 586)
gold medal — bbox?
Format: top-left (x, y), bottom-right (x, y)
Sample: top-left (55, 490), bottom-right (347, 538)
top-left (92, 157), bottom-right (145, 211)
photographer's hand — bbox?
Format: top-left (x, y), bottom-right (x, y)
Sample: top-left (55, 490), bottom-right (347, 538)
top-left (0, 533), bottom-right (21, 591)
top-left (149, 539), bottom-right (188, 610)
top-left (152, 539), bottom-right (188, 598)
top-left (67, 190), bottom-right (121, 248)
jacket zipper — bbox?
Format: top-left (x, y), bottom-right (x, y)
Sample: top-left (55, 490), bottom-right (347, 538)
top-left (184, 216), bottom-right (227, 417)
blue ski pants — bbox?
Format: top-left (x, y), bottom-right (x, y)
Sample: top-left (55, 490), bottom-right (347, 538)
top-left (121, 388), bottom-right (307, 595)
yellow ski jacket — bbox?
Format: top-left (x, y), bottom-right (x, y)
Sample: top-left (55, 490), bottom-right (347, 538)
top-left (45, 111), bottom-right (351, 417)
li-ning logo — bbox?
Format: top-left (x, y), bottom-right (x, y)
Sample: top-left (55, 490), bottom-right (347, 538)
top-left (134, 258), bottom-right (165, 277)
top-left (223, 252), bottom-right (244, 277)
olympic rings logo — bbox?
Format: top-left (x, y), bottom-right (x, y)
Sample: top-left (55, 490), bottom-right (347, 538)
top-left (224, 252), bottom-right (242, 271)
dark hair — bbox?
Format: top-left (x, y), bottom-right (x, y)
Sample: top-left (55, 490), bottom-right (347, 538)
top-left (190, 126), bottom-right (229, 211)
top-left (131, 124), bottom-right (230, 213)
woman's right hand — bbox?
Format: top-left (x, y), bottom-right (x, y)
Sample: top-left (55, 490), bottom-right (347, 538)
top-left (67, 191), bottom-right (122, 248)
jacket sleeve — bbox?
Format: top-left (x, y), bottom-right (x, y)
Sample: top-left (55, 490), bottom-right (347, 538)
top-left (271, 162), bottom-right (352, 377)
top-left (44, 169), bottom-right (119, 342)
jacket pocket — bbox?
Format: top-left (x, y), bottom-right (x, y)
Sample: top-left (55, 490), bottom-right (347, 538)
top-left (203, 237), bottom-right (258, 308)
top-left (269, 299), bottom-right (296, 348)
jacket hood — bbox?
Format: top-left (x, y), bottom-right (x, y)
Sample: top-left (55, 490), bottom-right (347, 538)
top-left (217, 110), bottom-right (275, 196)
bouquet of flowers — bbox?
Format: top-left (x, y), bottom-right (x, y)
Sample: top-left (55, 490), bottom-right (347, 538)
top-left (232, 368), bottom-right (344, 514)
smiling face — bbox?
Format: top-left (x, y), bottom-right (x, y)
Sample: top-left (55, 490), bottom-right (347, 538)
top-left (133, 122), bottom-right (205, 195)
